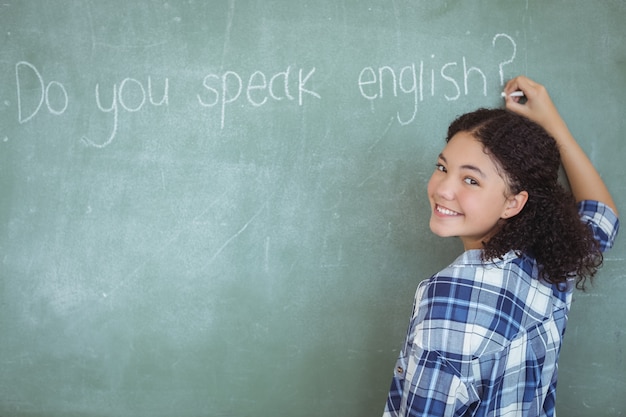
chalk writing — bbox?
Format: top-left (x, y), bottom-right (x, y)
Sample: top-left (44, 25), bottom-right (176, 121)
top-left (81, 76), bottom-right (169, 148)
top-left (16, 61), bottom-right (69, 123)
top-left (10, 33), bottom-right (517, 148)
top-left (493, 33), bottom-right (517, 86)
top-left (196, 66), bottom-right (320, 129)
top-left (357, 34), bottom-right (516, 125)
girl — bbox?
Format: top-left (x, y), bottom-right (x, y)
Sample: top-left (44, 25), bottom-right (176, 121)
top-left (382, 76), bottom-right (619, 417)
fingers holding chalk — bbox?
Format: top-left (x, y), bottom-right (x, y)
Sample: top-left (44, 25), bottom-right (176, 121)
top-left (501, 91), bottom-right (525, 98)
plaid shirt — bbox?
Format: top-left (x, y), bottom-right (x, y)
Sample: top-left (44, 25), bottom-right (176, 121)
top-left (383, 201), bottom-right (619, 417)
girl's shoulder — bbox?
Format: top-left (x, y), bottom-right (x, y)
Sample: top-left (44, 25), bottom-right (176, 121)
top-left (424, 250), bottom-right (554, 316)
top-left (416, 251), bottom-right (561, 354)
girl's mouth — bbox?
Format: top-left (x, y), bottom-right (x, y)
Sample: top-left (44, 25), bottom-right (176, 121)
top-left (435, 204), bottom-right (461, 216)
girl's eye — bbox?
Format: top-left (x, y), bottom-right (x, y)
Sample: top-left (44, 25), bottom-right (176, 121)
top-left (435, 163), bottom-right (446, 173)
top-left (464, 177), bottom-right (479, 186)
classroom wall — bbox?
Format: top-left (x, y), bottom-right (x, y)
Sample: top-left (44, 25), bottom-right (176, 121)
top-left (1, 1), bottom-right (625, 416)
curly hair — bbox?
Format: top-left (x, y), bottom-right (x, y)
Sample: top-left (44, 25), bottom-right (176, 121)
top-left (446, 108), bottom-right (602, 290)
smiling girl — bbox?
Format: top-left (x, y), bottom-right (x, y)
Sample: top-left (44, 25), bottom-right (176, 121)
top-left (383, 76), bottom-right (619, 417)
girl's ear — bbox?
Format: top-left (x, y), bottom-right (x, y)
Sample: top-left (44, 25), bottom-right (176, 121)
top-left (502, 191), bottom-right (529, 219)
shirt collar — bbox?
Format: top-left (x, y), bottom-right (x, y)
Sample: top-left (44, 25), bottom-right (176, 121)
top-left (452, 249), bottom-right (521, 267)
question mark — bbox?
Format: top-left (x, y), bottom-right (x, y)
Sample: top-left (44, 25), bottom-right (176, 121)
top-left (492, 33), bottom-right (517, 86)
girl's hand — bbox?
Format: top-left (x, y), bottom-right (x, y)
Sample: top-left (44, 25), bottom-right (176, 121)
top-left (503, 75), bottom-right (618, 216)
top-left (503, 76), bottom-right (567, 139)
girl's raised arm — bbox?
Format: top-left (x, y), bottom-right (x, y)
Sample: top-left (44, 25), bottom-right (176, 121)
top-left (503, 76), bottom-right (619, 217)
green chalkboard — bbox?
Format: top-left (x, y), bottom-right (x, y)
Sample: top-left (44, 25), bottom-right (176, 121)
top-left (1, 1), bottom-right (625, 416)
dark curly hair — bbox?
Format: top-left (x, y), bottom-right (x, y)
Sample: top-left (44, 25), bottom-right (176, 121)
top-left (446, 108), bottom-right (602, 290)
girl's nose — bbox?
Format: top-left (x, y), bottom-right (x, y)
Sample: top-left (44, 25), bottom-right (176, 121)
top-left (431, 175), bottom-right (455, 201)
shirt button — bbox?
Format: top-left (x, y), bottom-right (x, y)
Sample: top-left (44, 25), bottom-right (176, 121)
top-left (396, 366), bottom-right (404, 374)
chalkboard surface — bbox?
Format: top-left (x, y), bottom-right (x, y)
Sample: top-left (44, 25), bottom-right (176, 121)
top-left (1, 1), bottom-right (625, 416)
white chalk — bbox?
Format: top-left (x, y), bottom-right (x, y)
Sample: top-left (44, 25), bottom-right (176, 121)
top-left (501, 91), bottom-right (525, 97)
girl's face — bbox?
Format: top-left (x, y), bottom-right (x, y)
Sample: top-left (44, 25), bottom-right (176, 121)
top-left (427, 131), bottom-right (527, 250)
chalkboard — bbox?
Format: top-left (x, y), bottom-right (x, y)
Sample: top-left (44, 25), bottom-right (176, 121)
top-left (1, 1), bottom-right (625, 416)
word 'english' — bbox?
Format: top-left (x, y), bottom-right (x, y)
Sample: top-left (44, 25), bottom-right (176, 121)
top-left (358, 33), bottom-right (517, 125)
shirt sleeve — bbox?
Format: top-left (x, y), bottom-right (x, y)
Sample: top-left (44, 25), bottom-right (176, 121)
top-left (578, 200), bottom-right (619, 252)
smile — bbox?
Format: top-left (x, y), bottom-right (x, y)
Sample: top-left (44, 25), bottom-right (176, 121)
top-left (435, 204), bottom-right (461, 216)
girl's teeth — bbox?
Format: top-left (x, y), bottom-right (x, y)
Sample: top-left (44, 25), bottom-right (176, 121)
top-left (437, 206), bottom-right (459, 216)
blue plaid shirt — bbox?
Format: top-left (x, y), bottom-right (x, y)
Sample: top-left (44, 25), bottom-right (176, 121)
top-left (383, 201), bottom-right (619, 417)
